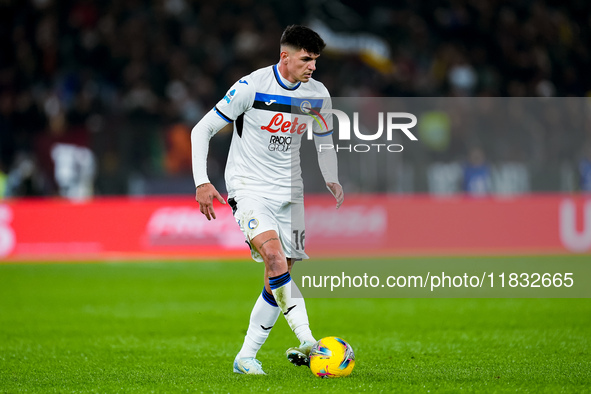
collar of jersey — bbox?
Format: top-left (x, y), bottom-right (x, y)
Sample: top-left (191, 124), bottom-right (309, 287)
top-left (273, 64), bottom-right (301, 91)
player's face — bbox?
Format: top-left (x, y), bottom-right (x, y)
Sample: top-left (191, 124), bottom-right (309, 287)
top-left (281, 48), bottom-right (320, 83)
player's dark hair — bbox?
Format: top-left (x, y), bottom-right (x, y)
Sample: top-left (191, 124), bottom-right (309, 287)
top-left (280, 25), bottom-right (326, 55)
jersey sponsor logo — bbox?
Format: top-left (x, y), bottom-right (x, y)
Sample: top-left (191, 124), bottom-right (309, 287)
top-left (261, 113), bottom-right (308, 135)
top-left (257, 99), bottom-right (328, 136)
top-left (268, 135), bottom-right (292, 152)
top-left (223, 89), bottom-right (236, 103)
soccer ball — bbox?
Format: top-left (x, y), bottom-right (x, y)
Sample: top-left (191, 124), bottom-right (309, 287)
top-left (309, 336), bottom-right (355, 378)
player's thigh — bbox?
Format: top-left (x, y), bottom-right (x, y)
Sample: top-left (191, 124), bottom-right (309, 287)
top-left (230, 195), bottom-right (282, 263)
top-left (251, 230), bottom-right (288, 273)
top-left (230, 196), bottom-right (275, 239)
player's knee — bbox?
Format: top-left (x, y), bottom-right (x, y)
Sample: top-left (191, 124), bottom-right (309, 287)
top-left (264, 249), bottom-right (287, 274)
top-left (266, 250), bottom-right (285, 266)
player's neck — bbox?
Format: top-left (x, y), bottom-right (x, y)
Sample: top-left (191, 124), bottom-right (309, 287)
top-left (276, 62), bottom-right (299, 88)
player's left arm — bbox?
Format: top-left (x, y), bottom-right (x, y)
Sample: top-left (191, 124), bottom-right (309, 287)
top-left (313, 133), bottom-right (343, 209)
top-left (313, 92), bottom-right (343, 209)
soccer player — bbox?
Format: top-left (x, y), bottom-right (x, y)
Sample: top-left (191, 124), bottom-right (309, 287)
top-left (191, 25), bottom-right (343, 375)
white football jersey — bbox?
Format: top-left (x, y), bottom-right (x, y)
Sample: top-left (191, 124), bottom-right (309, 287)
top-left (213, 63), bottom-right (333, 203)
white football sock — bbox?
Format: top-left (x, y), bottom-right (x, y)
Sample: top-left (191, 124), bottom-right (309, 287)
top-left (269, 272), bottom-right (316, 344)
top-left (237, 287), bottom-right (281, 359)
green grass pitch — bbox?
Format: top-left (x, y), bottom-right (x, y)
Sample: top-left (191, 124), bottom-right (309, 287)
top-left (0, 258), bottom-right (589, 393)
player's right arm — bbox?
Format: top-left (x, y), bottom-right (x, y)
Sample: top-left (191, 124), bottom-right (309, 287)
top-left (191, 109), bottom-right (227, 220)
top-left (191, 77), bottom-right (255, 220)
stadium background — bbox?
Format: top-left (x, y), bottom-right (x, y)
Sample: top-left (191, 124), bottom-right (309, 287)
top-left (1, 1), bottom-right (591, 392)
top-left (1, 0), bottom-right (591, 197)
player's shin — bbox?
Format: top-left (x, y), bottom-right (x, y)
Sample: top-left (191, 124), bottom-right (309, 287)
top-left (237, 287), bottom-right (280, 359)
top-left (269, 272), bottom-right (315, 344)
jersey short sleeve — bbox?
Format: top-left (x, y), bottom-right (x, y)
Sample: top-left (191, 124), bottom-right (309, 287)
top-left (213, 77), bottom-right (255, 122)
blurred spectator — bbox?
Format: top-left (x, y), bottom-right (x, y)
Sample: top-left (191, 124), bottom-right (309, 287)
top-left (4, 153), bottom-right (46, 197)
top-left (580, 145), bottom-right (591, 193)
top-left (0, 0), bottom-right (589, 196)
top-left (0, 92), bottom-right (15, 176)
top-left (35, 107), bottom-right (95, 199)
top-left (164, 123), bottom-right (192, 175)
top-left (0, 165), bottom-right (6, 199)
top-left (427, 162), bottom-right (463, 196)
top-left (462, 147), bottom-right (492, 196)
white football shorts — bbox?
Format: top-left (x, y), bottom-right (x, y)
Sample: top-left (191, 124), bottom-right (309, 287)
top-left (228, 194), bottom-right (308, 262)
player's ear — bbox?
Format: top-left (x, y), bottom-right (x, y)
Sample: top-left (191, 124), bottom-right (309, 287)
top-left (280, 45), bottom-right (295, 64)
top-left (280, 50), bottom-right (289, 63)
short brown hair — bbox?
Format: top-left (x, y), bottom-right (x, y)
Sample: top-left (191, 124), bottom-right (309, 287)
top-left (280, 25), bottom-right (326, 55)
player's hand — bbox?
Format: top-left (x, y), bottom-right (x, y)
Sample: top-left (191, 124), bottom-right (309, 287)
top-left (326, 182), bottom-right (344, 209)
top-left (195, 183), bottom-right (226, 220)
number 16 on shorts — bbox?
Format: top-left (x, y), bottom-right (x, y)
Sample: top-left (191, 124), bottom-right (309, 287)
top-left (292, 230), bottom-right (305, 251)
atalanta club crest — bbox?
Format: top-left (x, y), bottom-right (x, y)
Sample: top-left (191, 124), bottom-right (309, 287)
top-left (248, 218), bottom-right (259, 230)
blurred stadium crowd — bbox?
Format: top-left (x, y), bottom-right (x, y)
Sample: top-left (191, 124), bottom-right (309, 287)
top-left (0, 0), bottom-right (590, 198)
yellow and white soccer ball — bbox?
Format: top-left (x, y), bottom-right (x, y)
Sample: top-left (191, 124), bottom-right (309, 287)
top-left (309, 336), bottom-right (355, 378)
